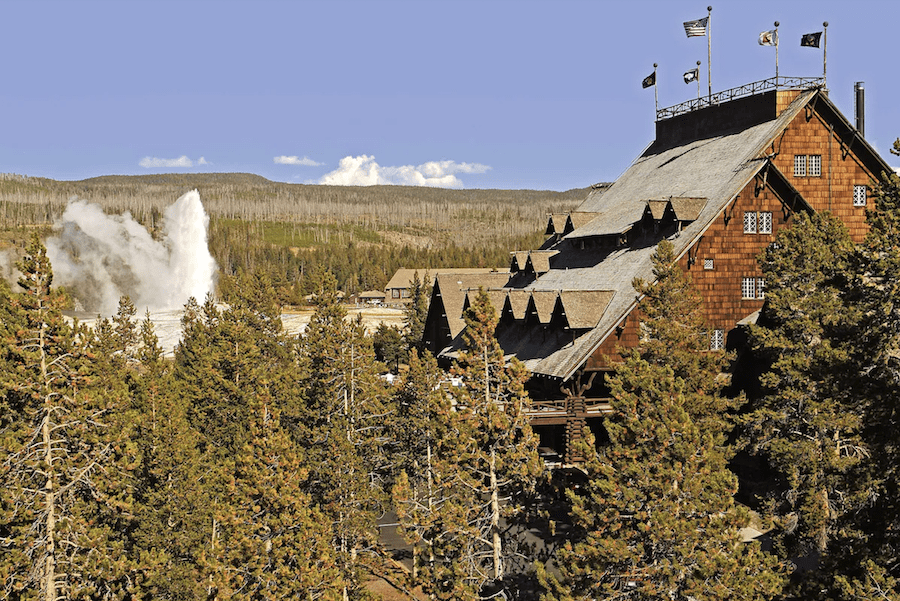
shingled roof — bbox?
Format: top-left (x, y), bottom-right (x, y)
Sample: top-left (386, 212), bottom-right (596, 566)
top-left (440, 89), bottom-right (823, 378)
top-left (433, 272), bottom-right (512, 341)
top-left (439, 87), bottom-right (895, 382)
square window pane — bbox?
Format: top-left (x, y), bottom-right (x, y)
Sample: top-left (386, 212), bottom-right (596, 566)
top-left (743, 211), bottom-right (757, 233)
top-left (809, 155), bottom-right (822, 177)
top-left (741, 277), bottom-right (756, 299)
top-left (854, 185), bottom-right (867, 207)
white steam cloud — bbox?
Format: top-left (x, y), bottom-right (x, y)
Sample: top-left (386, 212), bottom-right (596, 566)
top-left (274, 155), bottom-right (323, 166)
top-left (316, 155), bottom-right (491, 188)
top-left (46, 190), bottom-right (217, 317)
top-left (139, 155), bottom-right (209, 168)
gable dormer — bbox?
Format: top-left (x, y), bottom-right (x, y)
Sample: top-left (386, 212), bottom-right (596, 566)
top-left (525, 250), bottom-right (559, 276)
top-left (509, 251), bottom-right (530, 273)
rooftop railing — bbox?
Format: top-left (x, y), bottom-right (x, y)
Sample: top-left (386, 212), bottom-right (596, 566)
top-left (657, 76), bottom-right (825, 121)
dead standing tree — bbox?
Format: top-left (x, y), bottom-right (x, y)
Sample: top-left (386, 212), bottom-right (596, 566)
top-left (0, 236), bottom-right (133, 600)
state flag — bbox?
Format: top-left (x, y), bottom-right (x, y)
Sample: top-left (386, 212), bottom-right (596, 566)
top-left (758, 30), bottom-right (777, 46)
top-left (801, 32), bottom-right (822, 47)
top-left (642, 71), bottom-right (656, 89)
top-left (683, 17), bottom-right (708, 37)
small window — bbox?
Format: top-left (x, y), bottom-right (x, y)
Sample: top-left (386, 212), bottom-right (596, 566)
top-left (759, 211), bottom-right (773, 234)
top-left (741, 277), bottom-right (756, 300)
top-left (854, 184), bottom-right (867, 207)
top-left (703, 258), bottom-right (714, 270)
top-left (794, 155), bottom-right (807, 177)
top-left (743, 212), bottom-right (757, 234)
top-left (710, 329), bottom-right (725, 351)
top-left (743, 211), bottom-right (772, 235)
top-left (808, 155), bottom-right (822, 177)
top-left (757, 277), bottom-right (766, 299)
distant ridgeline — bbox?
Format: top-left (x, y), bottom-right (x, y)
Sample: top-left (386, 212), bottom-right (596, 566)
top-left (0, 173), bottom-right (594, 300)
top-left (0, 172), bottom-right (589, 236)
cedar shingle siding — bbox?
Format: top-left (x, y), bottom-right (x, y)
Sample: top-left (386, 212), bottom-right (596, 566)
top-left (425, 83), bottom-right (891, 461)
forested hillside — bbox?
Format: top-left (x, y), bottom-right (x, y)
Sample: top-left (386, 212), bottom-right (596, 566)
top-left (0, 173), bottom-right (589, 298)
top-left (3, 166), bottom-right (900, 600)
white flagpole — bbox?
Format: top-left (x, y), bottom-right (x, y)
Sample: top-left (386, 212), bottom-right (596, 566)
top-left (696, 60), bottom-right (702, 99)
top-left (707, 6), bottom-right (712, 102)
top-left (823, 21), bottom-right (828, 88)
top-left (774, 21), bottom-right (780, 82)
top-left (654, 63), bottom-right (659, 114)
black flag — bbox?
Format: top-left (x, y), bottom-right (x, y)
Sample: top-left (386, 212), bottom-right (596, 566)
top-left (642, 71), bottom-right (656, 89)
top-left (801, 32), bottom-right (822, 47)
top-left (683, 68), bottom-right (699, 84)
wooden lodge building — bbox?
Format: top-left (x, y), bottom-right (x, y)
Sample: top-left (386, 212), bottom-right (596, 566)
top-left (423, 77), bottom-right (893, 464)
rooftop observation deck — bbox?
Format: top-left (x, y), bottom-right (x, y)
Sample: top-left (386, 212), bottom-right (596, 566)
top-left (656, 76), bottom-right (825, 121)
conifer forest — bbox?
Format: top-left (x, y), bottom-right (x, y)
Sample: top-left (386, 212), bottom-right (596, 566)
top-left (2, 165), bottom-right (900, 600)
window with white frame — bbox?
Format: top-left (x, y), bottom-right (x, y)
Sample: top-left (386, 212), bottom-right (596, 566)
top-left (703, 258), bottom-right (714, 270)
top-left (743, 211), bottom-right (757, 233)
top-left (794, 155), bottom-right (821, 177)
top-left (808, 155), bottom-right (822, 177)
top-left (854, 184), bottom-right (867, 207)
top-left (741, 277), bottom-right (756, 299)
top-left (756, 277), bottom-right (766, 299)
top-left (710, 329), bottom-right (725, 351)
top-left (743, 211), bottom-right (772, 234)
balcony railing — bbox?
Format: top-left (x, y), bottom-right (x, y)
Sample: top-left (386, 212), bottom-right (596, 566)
top-left (526, 397), bottom-right (612, 416)
top-left (657, 76), bottom-right (825, 121)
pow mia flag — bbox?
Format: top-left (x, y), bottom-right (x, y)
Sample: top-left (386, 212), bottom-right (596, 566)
top-left (642, 71), bottom-right (656, 89)
top-left (683, 68), bottom-right (699, 84)
top-left (801, 31), bottom-right (822, 47)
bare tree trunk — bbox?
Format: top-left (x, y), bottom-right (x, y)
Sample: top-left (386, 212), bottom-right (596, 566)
top-left (40, 314), bottom-right (58, 601)
top-left (490, 448), bottom-right (502, 581)
top-left (427, 441), bottom-right (435, 567)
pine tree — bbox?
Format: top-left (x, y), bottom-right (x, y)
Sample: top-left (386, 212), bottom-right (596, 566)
top-left (0, 235), bottom-right (140, 600)
top-left (131, 312), bottom-right (212, 600)
top-left (421, 287), bottom-right (544, 600)
top-left (404, 270), bottom-right (430, 354)
top-left (217, 388), bottom-right (343, 600)
top-left (541, 241), bottom-right (785, 601)
top-left (295, 271), bottom-right (391, 599)
top-left (827, 156), bottom-right (900, 600)
top-left (740, 212), bottom-right (865, 562)
top-left (391, 350), bottom-right (455, 582)
top-left (170, 269), bottom-right (336, 598)
top-left (373, 322), bottom-right (404, 374)
top-left (632, 239), bottom-right (736, 427)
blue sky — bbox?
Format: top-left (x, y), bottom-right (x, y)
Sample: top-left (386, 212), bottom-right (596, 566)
top-left (2, 0), bottom-right (898, 191)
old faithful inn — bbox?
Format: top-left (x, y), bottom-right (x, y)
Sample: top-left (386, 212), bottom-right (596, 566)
top-left (423, 77), bottom-right (891, 464)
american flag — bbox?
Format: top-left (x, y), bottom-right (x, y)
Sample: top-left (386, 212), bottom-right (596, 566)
top-left (683, 17), bottom-right (708, 38)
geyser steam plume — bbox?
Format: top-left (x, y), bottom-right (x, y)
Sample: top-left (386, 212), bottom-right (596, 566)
top-left (47, 190), bottom-right (217, 316)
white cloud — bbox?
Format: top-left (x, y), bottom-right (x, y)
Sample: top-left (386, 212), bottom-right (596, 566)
top-left (139, 155), bottom-right (205, 169)
top-left (316, 155), bottom-right (491, 188)
top-left (197, 156), bottom-right (209, 165)
top-left (274, 155), bottom-right (323, 166)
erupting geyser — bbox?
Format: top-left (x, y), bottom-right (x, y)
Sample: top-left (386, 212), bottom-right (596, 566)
top-left (47, 190), bottom-right (217, 316)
